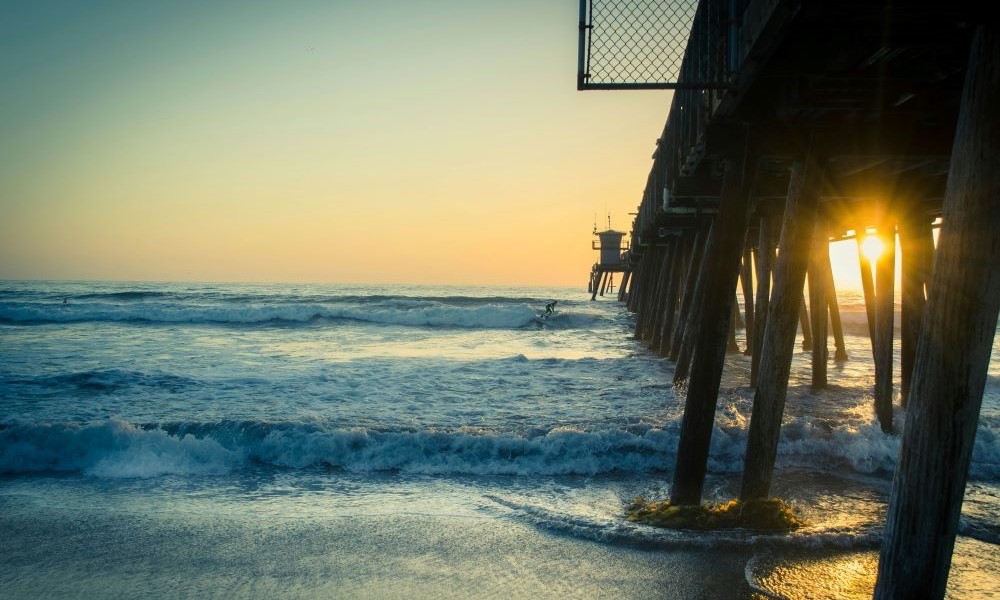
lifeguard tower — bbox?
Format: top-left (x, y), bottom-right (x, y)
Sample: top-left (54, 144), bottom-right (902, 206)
top-left (588, 217), bottom-right (630, 300)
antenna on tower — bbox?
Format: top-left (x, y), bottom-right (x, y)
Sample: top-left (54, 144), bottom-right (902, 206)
top-left (607, 213), bottom-right (612, 230)
top-left (593, 213), bottom-right (597, 234)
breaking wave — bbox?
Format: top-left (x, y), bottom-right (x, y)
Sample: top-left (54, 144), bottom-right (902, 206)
top-left (2, 416), bottom-right (996, 480)
top-left (0, 301), bottom-right (596, 330)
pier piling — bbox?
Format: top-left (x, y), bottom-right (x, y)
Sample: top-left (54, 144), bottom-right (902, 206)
top-left (741, 248), bottom-right (755, 355)
top-left (669, 225), bottom-right (705, 361)
top-left (658, 236), bottom-right (686, 355)
top-left (824, 252), bottom-right (848, 362)
top-left (798, 298), bottom-right (812, 351)
top-left (672, 230), bottom-right (710, 384)
top-left (874, 221), bottom-right (897, 433)
top-left (875, 24), bottom-right (1000, 598)
top-left (857, 229), bottom-right (878, 345)
top-left (740, 149), bottom-right (824, 502)
top-left (808, 219), bottom-right (830, 389)
top-left (648, 243), bottom-right (675, 348)
top-left (899, 212), bottom-right (932, 406)
top-left (672, 142), bottom-right (755, 505)
top-left (750, 214), bottom-right (777, 388)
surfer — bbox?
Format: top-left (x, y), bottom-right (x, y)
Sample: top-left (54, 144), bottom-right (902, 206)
top-left (544, 300), bottom-right (557, 315)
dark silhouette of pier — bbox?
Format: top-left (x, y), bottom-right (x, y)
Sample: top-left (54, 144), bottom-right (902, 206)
top-left (579, 1), bottom-right (997, 596)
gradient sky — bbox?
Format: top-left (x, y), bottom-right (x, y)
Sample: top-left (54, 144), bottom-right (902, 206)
top-left (0, 0), bottom-right (674, 286)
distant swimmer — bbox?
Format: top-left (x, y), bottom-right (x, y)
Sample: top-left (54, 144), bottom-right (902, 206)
top-left (544, 300), bottom-right (557, 315)
top-left (63, 298), bottom-right (68, 304)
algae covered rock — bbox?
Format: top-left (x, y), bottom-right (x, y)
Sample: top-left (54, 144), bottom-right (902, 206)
top-left (626, 497), bottom-right (805, 531)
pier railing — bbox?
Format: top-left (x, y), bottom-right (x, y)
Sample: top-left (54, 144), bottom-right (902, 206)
top-left (578, 0), bottom-right (734, 90)
top-left (621, 0), bottom-right (738, 245)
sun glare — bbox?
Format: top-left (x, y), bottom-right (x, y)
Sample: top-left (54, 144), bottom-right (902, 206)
top-left (860, 235), bottom-right (885, 262)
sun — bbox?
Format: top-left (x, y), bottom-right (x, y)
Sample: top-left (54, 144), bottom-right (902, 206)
top-left (860, 235), bottom-right (886, 262)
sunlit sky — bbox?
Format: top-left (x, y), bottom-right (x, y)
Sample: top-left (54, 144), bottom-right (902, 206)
top-left (0, 0), bottom-right (677, 286)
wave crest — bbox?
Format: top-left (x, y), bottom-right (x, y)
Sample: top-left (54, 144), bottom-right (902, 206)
top-left (2, 414), bottom-right (995, 480)
top-left (0, 301), bottom-right (568, 329)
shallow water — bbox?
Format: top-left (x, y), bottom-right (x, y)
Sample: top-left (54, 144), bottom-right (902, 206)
top-left (1, 281), bottom-right (997, 598)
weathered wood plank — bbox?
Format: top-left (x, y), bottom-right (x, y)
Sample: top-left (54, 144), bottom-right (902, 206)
top-left (750, 215), bottom-right (777, 387)
top-left (808, 220), bottom-right (830, 388)
top-left (799, 298), bottom-right (812, 350)
top-left (741, 248), bottom-right (756, 355)
top-left (673, 227), bottom-right (714, 384)
top-left (658, 236), bottom-right (687, 355)
top-left (740, 147), bottom-right (824, 502)
top-left (875, 25), bottom-right (1000, 599)
top-left (671, 223), bottom-right (711, 364)
top-left (649, 242), bottom-right (676, 347)
top-left (824, 251), bottom-right (849, 361)
top-left (857, 230), bottom-right (878, 345)
top-left (671, 143), bottom-right (756, 505)
top-left (874, 220), bottom-right (896, 433)
top-left (899, 213), bottom-right (932, 406)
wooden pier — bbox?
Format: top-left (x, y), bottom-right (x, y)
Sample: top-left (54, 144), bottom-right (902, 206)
top-left (580, 1), bottom-right (997, 595)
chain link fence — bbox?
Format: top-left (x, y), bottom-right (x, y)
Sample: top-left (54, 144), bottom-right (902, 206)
top-left (578, 0), bottom-right (730, 89)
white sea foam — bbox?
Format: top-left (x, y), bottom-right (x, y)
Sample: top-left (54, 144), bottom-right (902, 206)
top-left (0, 420), bottom-right (238, 478)
top-left (0, 300), bottom-right (594, 329)
top-left (2, 414), bottom-right (996, 480)
top-left (486, 494), bottom-right (884, 551)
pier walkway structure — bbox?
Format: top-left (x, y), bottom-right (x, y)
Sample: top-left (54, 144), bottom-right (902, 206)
top-left (577, 1), bottom-right (998, 597)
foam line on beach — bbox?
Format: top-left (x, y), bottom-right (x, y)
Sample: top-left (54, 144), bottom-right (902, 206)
top-left (485, 494), bottom-right (884, 551)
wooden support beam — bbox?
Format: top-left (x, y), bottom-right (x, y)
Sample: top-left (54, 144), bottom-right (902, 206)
top-left (673, 226), bottom-right (715, 384)
top-left (741, 248), bottom-right (756, 356)
top-left (617, 270), bottom-right (632, 302)
top-left (750, 215), bottom-right (777, 387)
top-left (825, 251), bottom-right (848, 361)
top-left (874, 221), bottom-right (897, 433)
top-left (649, 242), bottom-right (676, 348)
top-left (808, 222), bottom-right (830, 388)
top-left (637, 252), bottom-right (659, 339)
top-left (671, 142), bottom-right (755, 505)
top-left (627, 257), bottom-right (647, 312)
top-left (876, 25), bottom-right (1000, 599)
top-left (899, 214), bottom-right (932, 406)
top-left (740, 148), bottom-right (824, 502)
top-left (658, 237), bottom-right (687, 356)
top-left (670, 223), bottom-right (711, 362)
top-left (599, 271), bottom-right (609, 297)
top-left (728, 303), bottom-right (741, 353)
top-left (625, 266), bottom-right (635, 310)
top-left (857, 230), bottom-right (878, 345)
top-left (799, 297), bottom-right (813, 350)
top-left (632, 254), bottom-right (655, 336)
top-left (637, 250), bottom-right (660, 337)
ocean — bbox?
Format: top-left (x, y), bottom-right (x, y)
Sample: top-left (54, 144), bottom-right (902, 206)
top-left (1, 281), bottom-right (997, 598)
